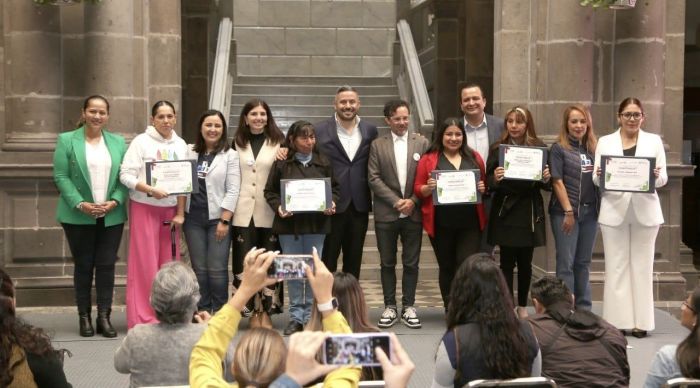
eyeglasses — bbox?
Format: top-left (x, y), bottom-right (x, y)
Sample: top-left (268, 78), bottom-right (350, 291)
top-left (620, 112), bottom-right (643, 120)
top-left (683, 301), bottom-right (696, 314)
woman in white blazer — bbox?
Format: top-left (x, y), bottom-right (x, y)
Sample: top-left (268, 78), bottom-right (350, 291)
top-left (183, 110), bottom-right (241, 313)
top-left (593, 97), bottom-right (667, 338)
top-left (231, 99), bottom-right (285, 328)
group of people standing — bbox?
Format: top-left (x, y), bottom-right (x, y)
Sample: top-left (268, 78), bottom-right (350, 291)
top-left (51, 83), bottom-right (667, 341)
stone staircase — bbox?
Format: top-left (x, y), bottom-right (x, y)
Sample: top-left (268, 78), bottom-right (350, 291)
top-left (230, 75), bottom-right (396, 135)
top-left (230, 75), bottom-right (438, 281)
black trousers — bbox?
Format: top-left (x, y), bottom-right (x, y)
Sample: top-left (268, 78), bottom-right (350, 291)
top-left (499, 245), bottom-right (535, 307)
top-left (429, 225), bottom-right (481, 309)
top-left (62, 219), bottom-right (124, 313)
top-left (231, 220), bottom-right (281, 312)
top-left (322, 203), bottom-right (369, 280)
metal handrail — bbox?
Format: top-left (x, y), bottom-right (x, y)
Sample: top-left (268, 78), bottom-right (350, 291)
top-left (209, 17), bottom-right (233, 119)
top-left (396, 19), bottom-right (434, 137)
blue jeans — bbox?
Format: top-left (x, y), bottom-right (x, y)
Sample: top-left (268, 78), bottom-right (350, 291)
top-left (183, 212), bottom-right (231, 313)
top-left (278, 234), bottom-right (325, 325)
top-left (550, 204), bottom-right (598, 310)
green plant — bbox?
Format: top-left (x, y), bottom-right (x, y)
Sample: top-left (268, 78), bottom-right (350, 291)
top-left (33, 0), bottom-right (102, 5)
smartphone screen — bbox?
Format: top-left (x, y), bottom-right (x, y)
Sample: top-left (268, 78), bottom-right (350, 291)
top-left (323, 334), bottom-right (390, 366)
top-left (266, 254), bottom-right (314, 279)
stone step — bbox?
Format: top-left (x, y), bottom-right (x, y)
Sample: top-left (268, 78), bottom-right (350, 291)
top-left (235, 75), bottom-right (395, 86)
top-left (231, 94), bottom-right (399, 106)
top-left (231, 104), bottom-right (387, 118)
top-left (232, 84), bottom-right (398, 95)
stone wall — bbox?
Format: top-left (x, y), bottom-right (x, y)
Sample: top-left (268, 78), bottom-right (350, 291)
top-left (233, 0), bottom-right (396, 76)
top-left (0, 0), bottom-right (183, 305)
top-left (492, 0), bottom-right (693, 301)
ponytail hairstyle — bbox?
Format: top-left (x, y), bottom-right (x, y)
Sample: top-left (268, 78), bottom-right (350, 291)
top-left (76, 94), bottom-right (110, 129)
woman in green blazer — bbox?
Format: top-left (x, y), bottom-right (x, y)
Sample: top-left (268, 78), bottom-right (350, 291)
top-left (53, 95), bottom-right (128, 338)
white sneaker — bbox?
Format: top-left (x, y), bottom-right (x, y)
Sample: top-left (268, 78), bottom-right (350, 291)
top-left (401, 306), bottom-right (422, 329)
top-left (377, 307), bottom-right (398, 328)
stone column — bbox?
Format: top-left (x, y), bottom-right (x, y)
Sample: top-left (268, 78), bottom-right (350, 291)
top-left (1, 0), bottom-right (62, 153)
top-left (432, 0), bottom-right (464, 124)
top-left (147, 0), bottom-right (182, 133)
top-left (84, 0), bottom-right (142, 136)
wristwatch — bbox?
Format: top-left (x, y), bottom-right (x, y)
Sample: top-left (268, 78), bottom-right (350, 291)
top-left (219, 219), bottom-right (230, 225)
top-left (317, 297), bottom-right (338, 312)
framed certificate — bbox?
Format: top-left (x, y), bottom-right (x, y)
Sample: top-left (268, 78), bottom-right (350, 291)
top-left (431, 169), bottom-right (481, 205)
top-left (498, 144), bottom-right (548, 181)
top-left (281, 178), bottom-right (332, 213)
top-left (145, 160), bottom-right (198, 195)
top-left (600, 155), bottom-right (655, 193)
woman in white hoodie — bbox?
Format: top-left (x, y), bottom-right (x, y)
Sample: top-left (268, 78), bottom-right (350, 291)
top-left (119, 100), bottom-right (188, 329)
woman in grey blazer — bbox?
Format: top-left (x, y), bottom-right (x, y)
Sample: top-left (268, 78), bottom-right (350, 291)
top-left (593, 97), bottom-right (667, 338)
top-left (183, 110), bottom-right (241, 313)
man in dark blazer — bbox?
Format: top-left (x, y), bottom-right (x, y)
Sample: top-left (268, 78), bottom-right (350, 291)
top-left (315, 86), bottom-right (378, 280)
top-left (368, 100), bottom-right (430, 329)
top-left (460, 83), bottom-right (504, 253)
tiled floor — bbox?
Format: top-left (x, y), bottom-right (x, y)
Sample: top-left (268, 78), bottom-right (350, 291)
top-left (354, 279), bottom-right (444, 308)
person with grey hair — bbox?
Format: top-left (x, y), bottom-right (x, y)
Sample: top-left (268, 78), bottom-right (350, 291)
top-left (114, 261), bottom-right (212, 388)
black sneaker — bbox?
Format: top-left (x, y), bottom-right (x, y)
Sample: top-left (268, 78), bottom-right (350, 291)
top-left (401, 306), bottom-right (421, 329)
top-left (283, 320), bottom-right (304, 336)
top-left (378, 307), bottom-right (398, 328)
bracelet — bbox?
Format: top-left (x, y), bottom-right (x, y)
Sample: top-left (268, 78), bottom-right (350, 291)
top-left (564, 210), bottom-right (574, 215)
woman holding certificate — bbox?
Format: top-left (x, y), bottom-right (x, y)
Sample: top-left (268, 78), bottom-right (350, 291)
top-left (486, 106), bottom-right (550, 315)
top-left (593, 97), bottom-right (667, 338)
top-left (414, 118), bottom-right (487, 309)
top-left (231, 99), bottom-right (285, 329)
top-left (183, 110), bottom-right (240, 314)
top-left (53, 95), bottom-right (127, 337)
top-left (548, 104), bottom-right (599, 311)
top-left (119, 100), bottom-right (188, 329)
top-left (264, 120), bottom-right (339, 335)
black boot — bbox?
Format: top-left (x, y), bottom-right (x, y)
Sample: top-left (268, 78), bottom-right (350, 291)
top-left (79, 313), bottom-right (94, 337)
top-left (96, 309), bottom-right (117, 338)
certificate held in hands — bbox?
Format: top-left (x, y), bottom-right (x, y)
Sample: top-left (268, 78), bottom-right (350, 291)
top-left (146, 160), bottom-right (198, 195)
top-left (431, 170), bottom-right (481, 205)
top-left (281, 178), bottom-right (332, 213)
top-left (600, 155), bottom-right (655, 193)
top-left (498, 144), bottom-right (548, 181)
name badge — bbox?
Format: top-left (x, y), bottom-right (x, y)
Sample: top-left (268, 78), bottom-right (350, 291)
top-left (413, 153), bottom-right (421, 162)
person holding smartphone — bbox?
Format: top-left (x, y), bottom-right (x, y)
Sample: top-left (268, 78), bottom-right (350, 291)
top-left (189, 248), bottom-right (361, 387)
top-left (265, 120), bottom-right (340, 335)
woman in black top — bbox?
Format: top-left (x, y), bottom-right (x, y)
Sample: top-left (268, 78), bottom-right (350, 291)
top-left (486, 106), bottom-right (550, 314)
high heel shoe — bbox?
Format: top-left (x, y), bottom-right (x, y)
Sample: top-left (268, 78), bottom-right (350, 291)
top-left (96, 309), bottom-right (117, 338)
top-left (79, 313), bottom-right (94, 337)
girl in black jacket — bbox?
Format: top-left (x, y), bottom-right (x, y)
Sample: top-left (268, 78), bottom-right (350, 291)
top-left (264, 120), bottom-right (339, 334)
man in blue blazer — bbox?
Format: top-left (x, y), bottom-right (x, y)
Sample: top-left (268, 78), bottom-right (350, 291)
top-left (460, 83), bottom-right (504, 253)
top-left (315, 86), bottom-right (378, 280)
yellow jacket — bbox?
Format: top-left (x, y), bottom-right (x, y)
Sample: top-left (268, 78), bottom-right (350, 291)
top-left (189, 304), bottom-right (360, 387)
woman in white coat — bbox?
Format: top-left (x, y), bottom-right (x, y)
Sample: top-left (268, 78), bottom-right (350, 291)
top-left (593, 97), bottom-right (667, 338)
top-left (183, 110), bottom-right (240, 314)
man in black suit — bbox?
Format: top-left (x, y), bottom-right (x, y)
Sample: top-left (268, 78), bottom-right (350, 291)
top-left (460, 83), bottom-right (504, 253)
top-left (315, 86), bottom-right (378, 280)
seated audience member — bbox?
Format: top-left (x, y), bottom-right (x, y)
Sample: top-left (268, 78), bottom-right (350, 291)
top-left (528, 276), bottom-right (629, 387)
top-left (114, 261), bottom-right (211, 387)
top-left (307, 272), bottom-right (383, 381)
top-left (189, 247), bottom-right (361, 387)
top-left (431, 253), bottom-right (541, 388)
top-left (644, 286), bottom-right (700, 387)
top-left (0, 269), bottom-right (72, 388)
